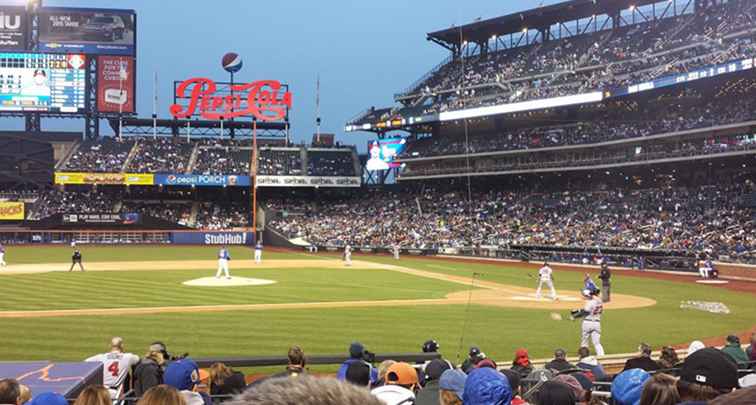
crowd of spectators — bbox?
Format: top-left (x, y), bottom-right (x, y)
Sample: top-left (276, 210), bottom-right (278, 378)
top-left (1, 334), bottom-right (754, 405)
top-left (63, 138), bottom-right (134, 173)
top-left (127, 138), bottom-right (194, 174)
top-left (401, 0), bottom-right (756, 113)
top-left (194, 139), bottom-right (252, 176)
top-left (258, 148), bottom-right (303, 176)
top-left (307, 150), bottom-right (357, 177)
top-left (120, 201), bottom-right (193, 228)
top-left (401, 92), bottom-right (756, 159)
top-left (31, 189), bottom-right (120, 219)
top-left (194, 202), bottom-right (248, 230)
top-left (268, 181), bottom-right (755, 263)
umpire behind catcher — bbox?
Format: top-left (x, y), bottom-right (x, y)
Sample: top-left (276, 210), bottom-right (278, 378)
top-left (599, 263), bottom-right (611, 302)
top-left (69, 249), bottom-right (84, 272)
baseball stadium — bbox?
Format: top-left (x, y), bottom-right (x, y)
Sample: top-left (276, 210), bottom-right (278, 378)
top-left (0, 0), bottom-right (755, 404)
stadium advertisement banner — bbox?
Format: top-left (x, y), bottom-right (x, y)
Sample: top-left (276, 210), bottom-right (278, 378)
top-left (171, 232), bottom-right (254, 245)
top-left (54, 172), bottom-right (154, 186)
top-left (62, 212), bottom-right (141, 225)
top-left (38, 7), bottom-right (136, 55)
top-left (255, 175), bottom-right (361, 188)
top-left (0, 202), bottom-right (24, 220)
top-left (97, 55), bottom-right (135, 113)
top-left (154, 174), bottom-right (251, 187)
top-left (611, 57), bottom-right (755, 97)
top-left (0, 6), bottom-right (28, 50)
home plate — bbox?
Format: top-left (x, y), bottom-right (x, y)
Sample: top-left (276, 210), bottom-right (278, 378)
top-left (182, 277), bottom-right (277, 287)
top-left (695, 279), bottom-right (729, 285)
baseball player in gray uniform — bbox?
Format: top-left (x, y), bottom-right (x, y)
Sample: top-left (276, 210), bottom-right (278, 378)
top-left (571, 289), bottom-right (605, 356)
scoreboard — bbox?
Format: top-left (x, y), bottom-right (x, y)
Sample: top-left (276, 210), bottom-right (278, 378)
top-left (0, 53), bottom-right (86, 113)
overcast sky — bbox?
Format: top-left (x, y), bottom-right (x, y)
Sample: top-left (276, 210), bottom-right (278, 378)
top-left (2, 0), bottom-right (562, 146)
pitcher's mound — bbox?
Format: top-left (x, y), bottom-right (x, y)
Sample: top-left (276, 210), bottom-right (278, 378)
top-left (182, 277), bottom-right (277, 287)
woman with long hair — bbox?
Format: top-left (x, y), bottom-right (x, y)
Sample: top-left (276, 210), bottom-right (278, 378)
top-left (74, 385), bottom-right (110, 405)
top-left (640, 374), bottom-right (680, 405)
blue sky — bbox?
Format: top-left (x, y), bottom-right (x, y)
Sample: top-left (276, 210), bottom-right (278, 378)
top-left (3, 0), bottom-right (562, 145)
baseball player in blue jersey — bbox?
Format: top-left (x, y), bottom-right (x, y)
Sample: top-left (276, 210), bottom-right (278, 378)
top-left (584, 273), bottom-right (599, 295)
top-left (216, 246), bottom-right (231, 279)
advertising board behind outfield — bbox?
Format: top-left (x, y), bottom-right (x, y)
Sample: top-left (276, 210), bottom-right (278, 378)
top-left (0, 202), bottom-right (24, 220)
top-left (54, 172), bottom-right (153, 185)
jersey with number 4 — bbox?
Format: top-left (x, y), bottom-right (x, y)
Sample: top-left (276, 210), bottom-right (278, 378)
top-left (583, 298), bottom-right (603, 322)
top-left (86, 352), bottom-right (139, 388)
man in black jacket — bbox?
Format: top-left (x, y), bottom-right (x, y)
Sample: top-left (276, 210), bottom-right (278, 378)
top-left (133, 343), bottom-right (168, 397)
top-left (69, 249), bottom-right (84, 272)
top-left (599, 263), bottom-right (611, 302)
top-left (622, 343), bottom-right (660, 372)
top-left (545, 348), bottom-right (575, 372)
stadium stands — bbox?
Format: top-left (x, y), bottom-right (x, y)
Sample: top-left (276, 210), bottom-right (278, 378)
top-left (267, 181), bottom-right (755, 264)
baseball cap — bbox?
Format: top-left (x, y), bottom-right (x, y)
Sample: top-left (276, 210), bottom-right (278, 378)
top-left (726, 335), bottom-right (740, 344)
top-left (514, 348), bottom-right (529, 366)
top-left (611, 368), bottom-right (650, 405)
top-left (422, 339), bottom-right (440, 353)
top-left (469, 346), bottom-right (481, 358)
top-left (386, 362), bottom-right (419, 386)
top-left (424, 358), bottom-right (451, 381)
top-left (164, 358), bottom-right (200, 391)
top-left (475, 358), bottom-right (497, 369)
top-left (439, 369), bottom-right (467, 400)
top-left (345, 361), bottom-right (371, 386)
top-left (679, 347), bottom-right (739, 390)
top-left (29, 392), bottom-right (67, 405)
top-left (349, 342), bottom-right (365, 359)
top-left (553, 374), bottom-right (587, 401)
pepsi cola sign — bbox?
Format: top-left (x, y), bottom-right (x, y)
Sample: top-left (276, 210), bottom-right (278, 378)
top-left (170, 78), bottom-right (292, 122)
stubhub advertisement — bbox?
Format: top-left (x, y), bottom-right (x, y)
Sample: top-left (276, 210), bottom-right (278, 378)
top-left (155, 174), bottom-right (251, 187)
top-left (171, 232), bottom-right (254, 245)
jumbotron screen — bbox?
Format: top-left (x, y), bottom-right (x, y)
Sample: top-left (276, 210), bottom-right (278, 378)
top-left (366, 137), bottom-right (407, 171)
top-left (0, 52), bottom-right (86, 113)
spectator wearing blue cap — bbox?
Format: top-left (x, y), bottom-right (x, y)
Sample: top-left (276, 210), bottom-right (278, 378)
top-left (463, 367), bottom-right (512, 405)
top-left (612, 368), bottom-right (650, 405)
top-left (438, 369), bottom-right (466, 405)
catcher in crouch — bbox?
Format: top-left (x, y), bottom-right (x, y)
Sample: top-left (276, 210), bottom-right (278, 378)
top-left (570, 288), bottom-right (605, 356)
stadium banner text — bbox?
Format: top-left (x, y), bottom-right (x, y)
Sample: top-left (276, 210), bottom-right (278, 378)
top-left (62, 212), bottom-right (141, 225)
top-left (170, 232), bottom-right (254, 245)
top-left (609, 57), bottom-right (755, 97)
top-left (0, 202), bottom-right (24, 220)
top-left (255, 175), bottom-right (361, 188)
top-left (154, 174), bottom-right (251, 187)
top-left (0, 6), bottom-right (28, 51)
top-left (54, 172), bottom-right (154, 186)
top-left (37, 7), bottom-right (136, 55)
top-left (97, 55), bottom-right (135, 113)
top-left (170, 78), bottom-right (292, 122)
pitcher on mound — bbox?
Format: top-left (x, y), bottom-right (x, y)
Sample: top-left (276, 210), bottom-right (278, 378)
top-left (216, 246), bottom-right (231, 279)
top-left (343, 244), bottom-right (352, 266)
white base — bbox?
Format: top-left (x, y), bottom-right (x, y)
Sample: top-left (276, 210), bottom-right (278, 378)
top-left (695, 279), bottom-right (729, 285)
top-left (182, 277), bottom-right (277, 287)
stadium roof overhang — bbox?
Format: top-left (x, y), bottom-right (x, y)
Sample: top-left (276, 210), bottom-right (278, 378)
top-left (427, 0), bottom-right (663, 49)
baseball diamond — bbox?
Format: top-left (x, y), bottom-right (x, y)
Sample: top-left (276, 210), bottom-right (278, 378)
top-left (1, 0), bottom-right (756, 404)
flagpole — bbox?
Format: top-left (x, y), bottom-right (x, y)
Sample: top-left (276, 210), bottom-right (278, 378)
top-left (316, 74), bottom-right (321, 144)
top-left (152, 71), bottom-right (158, 140)
top-left (252, 118), bottom-right (258, 241)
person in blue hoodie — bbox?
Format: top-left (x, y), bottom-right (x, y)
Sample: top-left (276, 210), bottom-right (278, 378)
top-left (336, 342), bottom-right (377, 385)
top-left (463, 367), bottom-right (512, 405)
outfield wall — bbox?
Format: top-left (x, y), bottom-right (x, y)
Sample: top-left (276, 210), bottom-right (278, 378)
top-left (0, 229), bottom-right (255, 245)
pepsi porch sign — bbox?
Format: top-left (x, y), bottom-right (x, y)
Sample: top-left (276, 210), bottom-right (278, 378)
top-left (154, 174), bottom-right (251, 187)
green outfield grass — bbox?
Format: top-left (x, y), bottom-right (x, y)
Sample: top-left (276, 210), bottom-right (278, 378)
top-left (0, 246), bottom-right (753, 366)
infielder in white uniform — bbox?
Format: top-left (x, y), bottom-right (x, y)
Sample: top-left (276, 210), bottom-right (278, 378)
top-left (0, 243), bottom-right (6, 267)
top-left (392, 244), bottom-right (400, 260)
top-left (216, 246), bottom-right (231, 279)
top-left (535, 262), bottom-right (557, 300)
top-left (254, 242), bottom-right (263, 264)
top-left (344, 244), bottom-right (352, 266)
top-left (571, 289), bottom-right (605, 356)
top-left (85, 337), bottom-right (140, 399)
